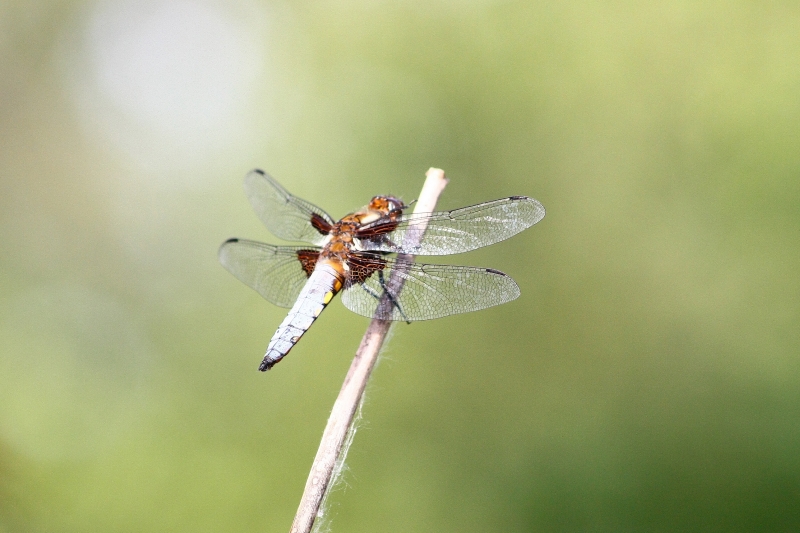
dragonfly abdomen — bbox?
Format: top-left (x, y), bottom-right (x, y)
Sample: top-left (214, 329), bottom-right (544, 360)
top-left (259, 263), bottom-right (343, 371)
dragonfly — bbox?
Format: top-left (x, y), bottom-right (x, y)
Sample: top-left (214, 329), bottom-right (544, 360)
top-left (219, 169), bottom-right (545, 371)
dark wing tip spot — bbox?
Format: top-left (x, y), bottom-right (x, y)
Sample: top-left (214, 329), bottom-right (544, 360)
top-left (253, 168), bottom-right (265, 175)
top-left (509, 195), bottom-right (530, 201)
top-left (485, 268), bottom-right (508, 276)
top-left (223, 238), bottom-right (240, 244)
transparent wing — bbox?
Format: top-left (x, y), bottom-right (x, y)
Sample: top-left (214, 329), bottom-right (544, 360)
top-left (244, 169), bottom-right (335, 245)
top-left (341, 253), bottom-right (520, 321)
top-left (358, 196), bottom-right (545, 255)
top-left (218, 238), bottom-right (319, 308)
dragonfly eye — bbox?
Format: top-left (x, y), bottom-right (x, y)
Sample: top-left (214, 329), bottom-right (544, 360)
top-left (385, 196), bottom-right (407, 212)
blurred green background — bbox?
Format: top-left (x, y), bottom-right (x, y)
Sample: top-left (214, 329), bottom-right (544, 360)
top-left (1, 1), bottom-right (799, 531)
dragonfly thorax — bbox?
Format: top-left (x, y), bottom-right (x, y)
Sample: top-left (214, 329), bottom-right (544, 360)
top-left (319, 221), bottom-right (358, 265)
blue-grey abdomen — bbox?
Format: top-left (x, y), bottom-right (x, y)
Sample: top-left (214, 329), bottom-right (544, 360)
top-left (259, 264), bottom-right (341, 371)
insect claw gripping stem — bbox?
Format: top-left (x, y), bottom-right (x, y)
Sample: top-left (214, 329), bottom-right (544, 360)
top-left (378, 270), bottom-right (412, 324)
top-left (358, 271), bottom-right (411, 324)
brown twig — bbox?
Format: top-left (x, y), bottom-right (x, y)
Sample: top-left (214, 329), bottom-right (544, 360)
top-left (289, 168), bottom-right (449, 533)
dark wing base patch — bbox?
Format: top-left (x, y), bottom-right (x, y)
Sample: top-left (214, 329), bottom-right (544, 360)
top-left (297, 249), bottom-right (320, 277)
top-left (346, 252), bottom-right (387, 284)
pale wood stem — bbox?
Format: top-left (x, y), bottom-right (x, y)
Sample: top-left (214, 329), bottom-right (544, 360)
top-left (289, 168), bottom-right (449, 533)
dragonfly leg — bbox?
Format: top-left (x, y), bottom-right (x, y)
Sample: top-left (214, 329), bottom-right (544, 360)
top-left (358, 273), bottom-right (411, 323)
top-left (377, 270), bottom-right (411, 324)
top-left (359, 282), bottom-right (382, 301)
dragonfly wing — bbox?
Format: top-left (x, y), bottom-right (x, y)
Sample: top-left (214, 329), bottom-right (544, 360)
top-left (218, 238), bottom-right (320, 308)
top-left (244, 169), bottom-right (335, 245)
top-left (341, 253), bottom-right (520, 321)
top-left (359, 196), bottom-right (545, 255)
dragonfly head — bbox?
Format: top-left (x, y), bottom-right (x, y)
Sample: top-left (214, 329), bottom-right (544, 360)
top-left (368, 195), bottom-right (407, 216)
